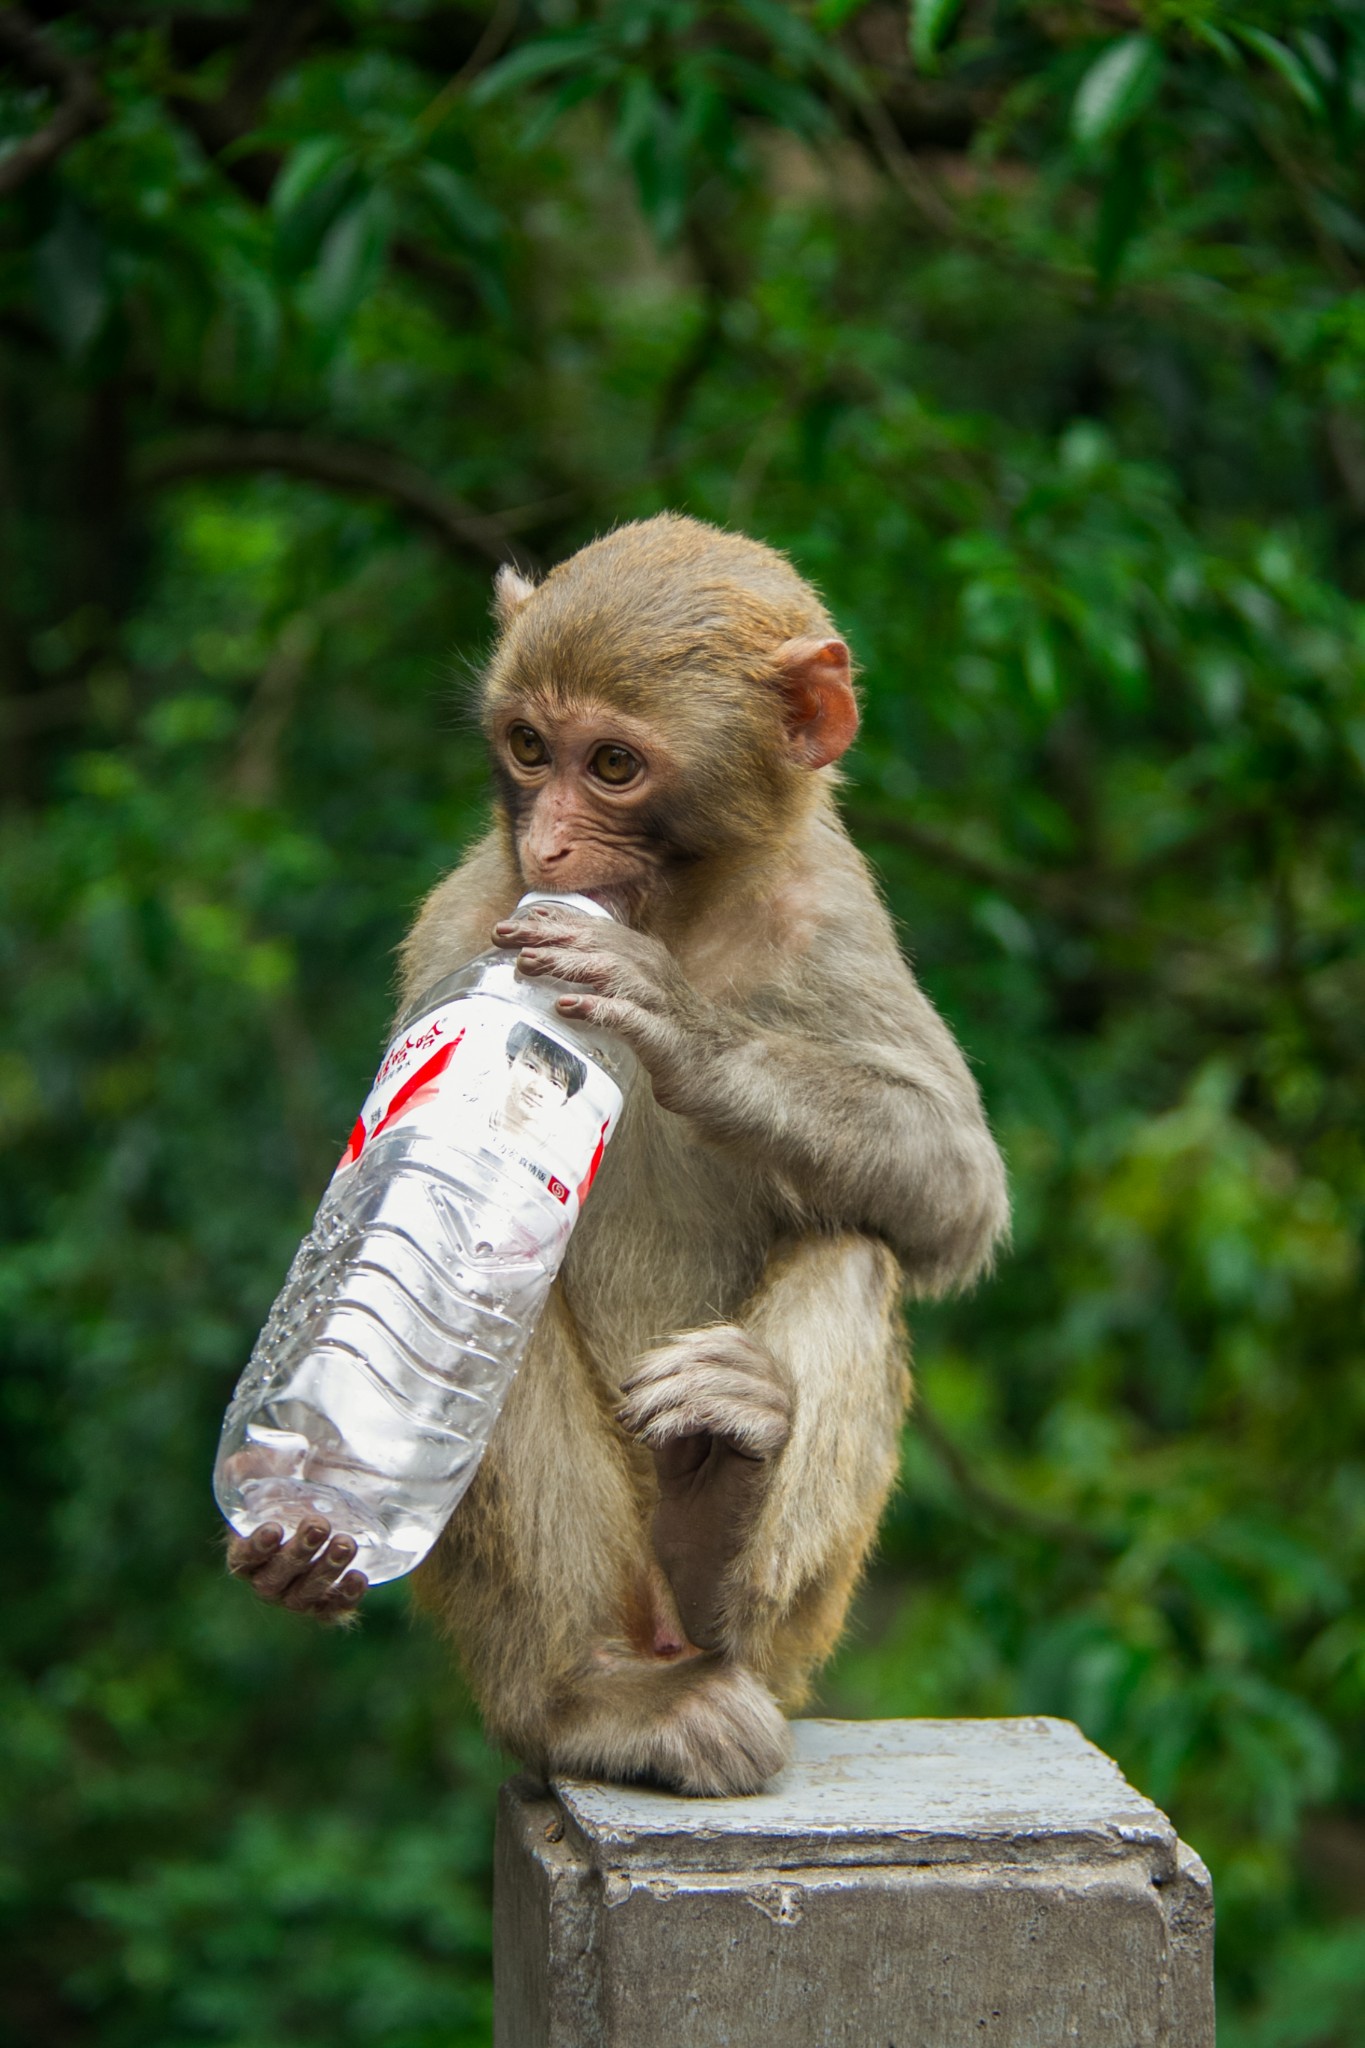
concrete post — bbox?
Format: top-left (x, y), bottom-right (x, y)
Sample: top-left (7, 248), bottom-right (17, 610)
top-left (493, 1716), bottom-right (1213, 2047)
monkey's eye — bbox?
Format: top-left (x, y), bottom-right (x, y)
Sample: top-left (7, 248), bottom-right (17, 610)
top-left (508, 724), bottom-right (547, 768)
top-left (589, 744), bottom-right (640, 787)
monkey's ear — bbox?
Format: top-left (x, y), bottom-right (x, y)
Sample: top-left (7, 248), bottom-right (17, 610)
top-left (494, 562), bottom-right (538, 626)
top-left (771, 639), bottom-right (859, 769)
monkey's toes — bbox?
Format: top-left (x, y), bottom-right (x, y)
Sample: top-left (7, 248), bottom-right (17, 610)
top-left (618, 1365), bottom-right (791, 1459)
top-left (654, 1666), bottom-right (792, 1797)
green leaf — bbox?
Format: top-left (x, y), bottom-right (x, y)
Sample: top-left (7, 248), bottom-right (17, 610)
top-left (1071, 35), bottom-right (1165, 151)
top-left (613, 70), bottom-right (690, 242)
top-left (1187, 19), bottom-right (1238, 65)
top-left (469, 31), bottom-right (604, 105)
top-left (912, 0), bottom-right (965, 69)
top-left (734, 0), bottom-right (832, 70)
top-left (414, 162), bottom-right (500, 247)
top-left (1094, 128), bottom-right (1149, 289)
top-left (272, 138), bottom-right (363, 274)
top-left (298, 189), bottom-right (393, 339)
top-left (519, 66), bottom-right (614, 151)
top-left (813, 0), bottom-right (872, 25)
top-left (32, 201), bottom-right (110, 359)
top-left (270, 136), bottom-right (350, 221)
top-left (1234, 27), bottom-right (1325, 116)
top-left (712, 53), bottom-right (831, 138)
top-left (1022, 620), bottom-right (1059, 705)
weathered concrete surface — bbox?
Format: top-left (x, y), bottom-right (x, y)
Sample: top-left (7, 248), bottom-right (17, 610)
top-left (493, 1717), bottom-right (1214, 2047)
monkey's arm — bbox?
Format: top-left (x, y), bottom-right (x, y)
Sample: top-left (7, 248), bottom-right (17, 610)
top-left (619, 1232), bottom-right (909, 1694)
top-left (497, 902), bottom-right (1008, 1296)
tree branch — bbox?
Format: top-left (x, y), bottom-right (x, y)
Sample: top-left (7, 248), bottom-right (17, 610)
top-left (845, 67), bottom-right (1213, 326)
top-left (650, 221), bottom-right (732, 460)
top-left (168, 0), bottom-right (325, 204)
top-left (0, 677), bottom-right (91, 737)
top-left (134, 428), bottom-right (537, 570)
top-left (913, 1399), bottom-right (1117, 1556)
top-left (846, 803), bottom-right (1132, 928)
top-left (0, 11), bottom-right (107, 200)
top-left (413, 0), bottom-right (522, 137)
top-left (854, 87), bottom-right (966, 241)
top-left (849, 800), bottom-right (1283, 971)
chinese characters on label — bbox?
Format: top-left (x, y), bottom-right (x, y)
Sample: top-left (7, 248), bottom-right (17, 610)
top-left (336, 996), bottom-right (623, 1221)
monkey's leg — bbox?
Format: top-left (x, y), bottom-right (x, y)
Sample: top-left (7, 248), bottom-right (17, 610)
top-left (622, 1233), bottom-right (910, 1705)
top-left (618, 1325), bottom-right (792, 1652)
top-left (541, 1643), bottom-right (792, 1797)
top-left (413, 1291), bottom-right (791, 1797)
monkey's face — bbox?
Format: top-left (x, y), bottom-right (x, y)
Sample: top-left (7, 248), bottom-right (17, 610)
top-left (490, 700), bottom-right (685, 921)
top-left (482, 521), bottom-right (862, 921)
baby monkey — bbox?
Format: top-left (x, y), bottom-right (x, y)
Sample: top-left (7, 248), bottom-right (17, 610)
top-left (230, 513), bottom-right (1009, 1795)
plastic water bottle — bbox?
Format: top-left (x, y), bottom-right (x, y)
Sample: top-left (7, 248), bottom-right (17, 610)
top-left (213, 891), bottom-right (636, 1585)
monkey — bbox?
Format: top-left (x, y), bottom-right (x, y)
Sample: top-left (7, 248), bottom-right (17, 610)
top-left (228, 513), bottom-right (1009, 1796)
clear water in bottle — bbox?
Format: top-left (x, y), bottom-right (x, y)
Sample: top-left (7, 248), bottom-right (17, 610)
top-left (213, 892), bottom-right (635, 1585)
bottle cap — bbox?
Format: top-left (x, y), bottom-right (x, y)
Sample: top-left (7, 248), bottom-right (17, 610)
top-left (515, 890), bottom-right (620, 923)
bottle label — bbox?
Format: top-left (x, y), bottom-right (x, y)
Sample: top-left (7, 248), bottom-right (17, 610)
top-left (334, 996), bottom-right (625, 1222)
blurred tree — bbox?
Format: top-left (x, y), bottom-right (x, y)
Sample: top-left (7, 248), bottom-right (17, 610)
top-left (1, 3), bottom-right (1362, 2043)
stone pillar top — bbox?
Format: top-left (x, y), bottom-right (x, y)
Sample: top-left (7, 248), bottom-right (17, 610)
top-left (552, 1715), bottom-right (1179, 1879)
top-left (498, 1718), bottom-right (1215, 2046)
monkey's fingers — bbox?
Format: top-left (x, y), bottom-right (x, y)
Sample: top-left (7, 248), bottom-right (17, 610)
top-left (278, 1532), bottom-right (358, 1606)
top-left (627, 1398), bottom-right (789, 1461)
top-left (622, 1328), bottom-right (790, 1401)
top-left (281, 1546), bottom-right (368, 1620)
top-left (494, 909), bottom-right (624, 968)
top-left (310, 1571), bottom-right (368, 1624)
top-left (621, 1327), bottom-right (756, 1389)
top-left (619, 1374), bottom-right (790, 1459)
top-left (517, 941), bottom-right (669, 1016)
top-left (232, 1517), bottom-right (335, 1601)
top-left (228, 1522), bottom-right (285, 1577)
top-left (503, 914), bottom-right (682, 1006)
top-left (515, 943), bottom-right (613, 988)
top-left (495, 902), bottom-right (657, 947)
top-left (493, 905), bottom-right (597, 947)
top-left (550, 990), bottom-right (683, 1070)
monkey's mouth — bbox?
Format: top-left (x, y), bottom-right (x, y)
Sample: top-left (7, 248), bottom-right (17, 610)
top-left (581, 883), bottom-right (636, 923)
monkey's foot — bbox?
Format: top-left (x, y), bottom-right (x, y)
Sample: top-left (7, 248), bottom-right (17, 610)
top-left (548, 1660), bottom-right (791, 1798)
top-left (650, 1663), bottom-right (792, 1795)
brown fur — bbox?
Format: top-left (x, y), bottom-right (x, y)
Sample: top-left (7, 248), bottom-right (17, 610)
top-left (399, 516), bottom-right (1008, 1795)
top-left (483, 515), bottom-right (843, 862)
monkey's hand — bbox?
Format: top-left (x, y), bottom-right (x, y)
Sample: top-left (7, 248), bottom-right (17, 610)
top-left (493, 904), bottom-right (728, 1114)
top-left (618, 1326), bottom-right (792, 1652)
top-left (226, 1518), bottom-right (368, 1625)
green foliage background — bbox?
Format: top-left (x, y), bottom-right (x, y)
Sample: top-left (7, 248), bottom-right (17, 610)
top-left (2, 2), bottom-right (1363, 2041)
